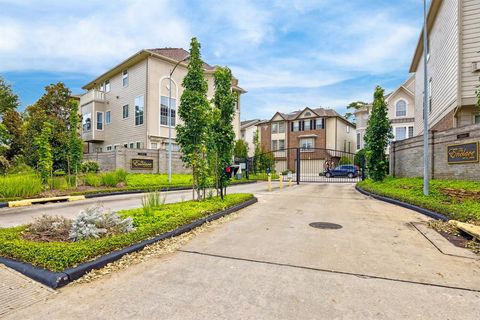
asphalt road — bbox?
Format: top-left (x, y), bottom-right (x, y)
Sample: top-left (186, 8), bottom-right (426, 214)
top-left (0, 182), bottom-right (273, 227)
top-left (4, 183), bottom-right (480, 319)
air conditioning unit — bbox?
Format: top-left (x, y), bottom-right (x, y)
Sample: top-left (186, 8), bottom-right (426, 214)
top-left (472, 61), bottom-right (480, 72)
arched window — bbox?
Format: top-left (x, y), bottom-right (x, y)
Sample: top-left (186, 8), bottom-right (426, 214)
top-left (395, 100), bottom-right (407, 117)
top-left (304, 111), bottom-right (311, 117)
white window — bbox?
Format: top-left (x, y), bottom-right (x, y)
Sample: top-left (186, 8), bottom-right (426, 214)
top-left (123, 104), bottom-right (129, 119)
top-left (136, 142), bottom-right (141, 149)
top-left (315, 118), bottom-right (324, 129)
top-left (300, 138), bottom-right (314, 151)
top-left (129, 142), bottom-right (134, 149)
top-left (105, 111), bottom-right (111, 124)
top-left (279, 139), bottom-right (285, 150)
top-left (96, 112), bottom-right (103, 130)
top-left (304, 120), bottom-right (311, 131)
top-left (82, 113), bottom-right (92, 132)
top-left (408, 126), bottom-right (414, 138)
top-left (114, 144), bottom-right (119, 150)
top-left (150, 143), bottom-right (158, 149)
top-left (272, 123), bottom-right (278, 134)
top-left (104, 80), bottom-right (111, 93)
top-left (475, 115), bottom-right (480, 124)
top-left (395, 127), bottom-right (407, 141)
top-left (166, 143), bottom-right (180, 152)
top-left (272, 140), bottom-right (278, 150)
top-left (160, 96), bottom-right (176, 126)
top-left (106, 145), bottom-right (112, 151)
top-left (95, 147), bottom-right (102, 153)
top-left (292, 121), bottom-right (299, 132)
top-left (278, 122), bottom-right (285, 133)
top-left (135, 95), bottom-right (144, 126)
top-left (396, 100), bottom-right (407, 117)
top-left (346, 125), bottom-right (350, 133)
top-left (122, 70), bottom-right (128, 87)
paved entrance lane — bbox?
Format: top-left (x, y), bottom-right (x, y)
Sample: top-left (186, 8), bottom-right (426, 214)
top-left (4, 183), bottom-right (480, 319)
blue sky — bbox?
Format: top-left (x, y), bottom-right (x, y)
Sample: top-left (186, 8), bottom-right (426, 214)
top-left (0, 0), bottom-right (424, 120)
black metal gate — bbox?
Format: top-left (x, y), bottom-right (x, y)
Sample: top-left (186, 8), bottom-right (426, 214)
top-left (246, 148), bottom-right (365, 183)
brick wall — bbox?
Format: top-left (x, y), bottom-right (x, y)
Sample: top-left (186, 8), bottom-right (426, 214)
top-left (390, 124), bottom-right (480, 180)
top-left (260, 123), bottom-right (271, 151)
top-left (84, 146), bottom-right (190, 174)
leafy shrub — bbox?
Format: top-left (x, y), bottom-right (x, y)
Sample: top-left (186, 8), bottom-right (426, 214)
top-left (69, 205), bottom-right (134, 241)
top-left (24, 215), bottom-right (72, 242)
top-left (84, 173), bottom-right (102, 187)
top-left (0, 193), bottom-right (253, 271)
top-left (0, 174), bottom-right (42, 199)
top-left (7, 162), bottom-right (34, 175)
top-left (115, 169), bottom-right (128, 183)
top-left (49, 176), bottom-right (70, 190)
top-left (101, 172), bottom-right (118, 187)
top-left (126, 174), bottom-right (193, 188)
top-left (0, 156), bottom-right (10, 174)
top-left (81, 160), bottom-right (100, 173)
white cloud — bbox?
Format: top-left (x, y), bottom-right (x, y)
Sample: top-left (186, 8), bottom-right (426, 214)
top-left (0, 0), bottom-right (191, 73)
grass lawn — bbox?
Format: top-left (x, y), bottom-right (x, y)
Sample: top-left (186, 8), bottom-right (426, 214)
top-left (357, 177), bottom-right (480, 223)
top-left (0, 193), bottom-right (254, 272)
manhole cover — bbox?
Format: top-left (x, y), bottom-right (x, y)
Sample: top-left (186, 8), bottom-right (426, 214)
top-left (309, 222), bottom-right (342, 230)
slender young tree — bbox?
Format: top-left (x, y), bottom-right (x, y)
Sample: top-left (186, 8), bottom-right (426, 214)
top-left (35, 122), bottom-right (53, 186)
top-left (2, 109), bottom-right (26, 160)
top-left (68, 99), bottom-right (83, 186)
top-left (176, 38), bottom-right (211, 200)
top-left (233, 140), bottom-right (249, 159)
top-left (0, 76), bottom-right (19, 115)
top-left (364, 86), bottom-right (393, 181)
top-left (209, 67), bottom-right (236, 198)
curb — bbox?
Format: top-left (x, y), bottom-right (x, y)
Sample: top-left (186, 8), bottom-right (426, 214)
top-left (0, 180), bottom-right (258, 207)
top-left (8, 195), bottom-right (85, 208)
top-left (355, 185), bottom-right (449, 221)
top-left (0, 197), bottom-right (258, 289)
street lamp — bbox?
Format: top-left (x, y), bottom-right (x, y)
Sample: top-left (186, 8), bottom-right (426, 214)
top-left (168, 54), bottom-right (190, 183)
top-left (422, 0), bottom-right (429, 195)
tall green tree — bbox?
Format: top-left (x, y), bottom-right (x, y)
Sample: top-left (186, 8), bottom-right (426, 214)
top-left (176, 38), bottom-right (211, 200)
top-left (35, 122), bottom-right (53, 185)
top-left (253, 129), bottom-right (261, 172)
top-left (24, 83), bottom-right (72, 170)
top-left (0, 76), bottom-right (19, 115)
top-left (2, 109), bottom-right (26, 160)
top-left (364, 86), bottom-right (393, 181)
top-left (344, 101), bottom-right (367, 123)
top-left (208, 67), bottom-right (237, 196)
top-left (68, 99), bottom-right (83, 182)
top-left (234, 140), bottom-right (249, 159)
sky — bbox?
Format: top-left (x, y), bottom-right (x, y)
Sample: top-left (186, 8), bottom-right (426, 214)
top-left (0, 0), bottom-right (425, 121)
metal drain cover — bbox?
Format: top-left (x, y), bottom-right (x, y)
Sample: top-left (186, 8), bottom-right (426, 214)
top-left (309, 222), bottom-right (342, 230)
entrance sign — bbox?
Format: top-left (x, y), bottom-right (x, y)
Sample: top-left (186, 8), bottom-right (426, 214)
top-left (131, 158), bottom-right (154, 170)
top-left (447, 142), bottom-right (478, 164)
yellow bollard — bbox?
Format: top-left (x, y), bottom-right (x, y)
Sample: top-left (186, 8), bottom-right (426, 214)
top-left (289, 179), bottom-right (292, 187)
top-left (268, 174), bottom-right (272, 192)
top-left (279, 174), bottom-right (283, 189)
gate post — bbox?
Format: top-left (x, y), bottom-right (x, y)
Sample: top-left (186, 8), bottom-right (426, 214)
top-left (296, 148), bottom-right (300, 184)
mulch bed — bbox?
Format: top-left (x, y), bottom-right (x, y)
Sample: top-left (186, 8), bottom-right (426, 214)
top-left (429, 220), bottom-right (480, 254)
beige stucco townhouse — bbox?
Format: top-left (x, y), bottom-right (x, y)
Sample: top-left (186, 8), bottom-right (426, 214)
top-left (355, 75), bottom-right (416, 152)
top-left (410, 0), bottom-right (480, 132)
top-left (80, 48), bottom-right (245, 153)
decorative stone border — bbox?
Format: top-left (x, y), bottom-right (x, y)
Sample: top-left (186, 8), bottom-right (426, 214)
top-left (0, 197), bottom-right (258, 289)
top-left (355, 185), bottom-right (449, 221)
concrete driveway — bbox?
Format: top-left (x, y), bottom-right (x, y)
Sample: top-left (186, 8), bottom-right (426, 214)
top-left (4, 183), bottom-right (480, 319)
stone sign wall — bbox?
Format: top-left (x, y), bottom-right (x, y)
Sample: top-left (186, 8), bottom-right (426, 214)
top-left (390, 124), bottom-right (480, 180)
top-left (83, 146), bottom-right (190, 174)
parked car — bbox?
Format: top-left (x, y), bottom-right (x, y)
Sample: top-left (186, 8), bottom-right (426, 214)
top-left (323, 165), bottom-right (359, 178)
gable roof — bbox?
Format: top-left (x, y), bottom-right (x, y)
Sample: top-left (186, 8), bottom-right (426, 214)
top-left (147, 48), bottom-right (216, 70)
top-left (241, 119), bottom-right (262, 129)
top-left (268, 107), bottom-right (355, 127)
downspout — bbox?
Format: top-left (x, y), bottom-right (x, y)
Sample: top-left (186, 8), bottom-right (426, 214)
top-left (145, 57), bottom-right (149, 149)
top-left (454, 0), bottom-right (463, 127)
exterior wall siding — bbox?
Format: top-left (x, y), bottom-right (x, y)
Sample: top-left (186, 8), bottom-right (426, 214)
top-left (414, 0), bottom-right (459, 133)
top-left (461, 0), bottom-right (480, 101)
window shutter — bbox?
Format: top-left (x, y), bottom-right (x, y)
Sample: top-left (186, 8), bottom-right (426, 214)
top-left (291, 122), bottom-right (294, 132)
top-left (313, 119), bottom-right (316, 129)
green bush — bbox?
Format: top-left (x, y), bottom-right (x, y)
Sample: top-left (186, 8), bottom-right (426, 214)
top-left (357, 177), bottom-right (480, 222)
top-left (84, 173), bottom-right (102, 187)
top-left (115, 169), bottom-right (128, 183)
top-left (7, 163), bottom-right (34, 175)
top-left (0, 174), bottom-right (43, 199)
top-left (126, 174), bottom-right (193, 189)
top-left (0, 193), bottom-right (254, 271)
top-left (101, 172), bottom-right (118, 187)
top-left (81, 160), bottom-right (100, 173)
top-left (53, 169), bottom-right (66, 176)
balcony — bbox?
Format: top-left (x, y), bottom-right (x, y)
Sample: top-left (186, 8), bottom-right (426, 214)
top-left (80, 89), bottom-right (105, 105)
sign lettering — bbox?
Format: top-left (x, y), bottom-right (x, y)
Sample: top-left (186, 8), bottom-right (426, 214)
top-left (131, 159), bottom-right (154, 170)
top-left (447, 142), bottom-right (479, 164)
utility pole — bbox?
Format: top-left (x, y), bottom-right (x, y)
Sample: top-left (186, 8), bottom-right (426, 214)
top-left (422, 0), bottom-right (430, 195)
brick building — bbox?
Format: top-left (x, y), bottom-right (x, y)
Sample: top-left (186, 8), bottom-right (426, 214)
top-left (257, 107), bottom-right (356, 173)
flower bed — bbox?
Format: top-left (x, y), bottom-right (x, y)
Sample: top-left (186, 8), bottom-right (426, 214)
top-left (0, 194), bottom-right (254, 272)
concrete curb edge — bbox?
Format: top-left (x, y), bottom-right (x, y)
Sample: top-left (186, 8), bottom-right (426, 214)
top-left (355, 185), bottom-right (449, 222)
top-left (0, 197), bottom-right (258, 289)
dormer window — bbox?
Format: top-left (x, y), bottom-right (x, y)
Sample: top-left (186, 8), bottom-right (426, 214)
top-left (395, 100), bottom-right (407, 117)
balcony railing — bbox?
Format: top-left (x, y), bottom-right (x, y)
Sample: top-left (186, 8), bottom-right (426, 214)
top-left (80, 89), bottom-right (105, 105)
